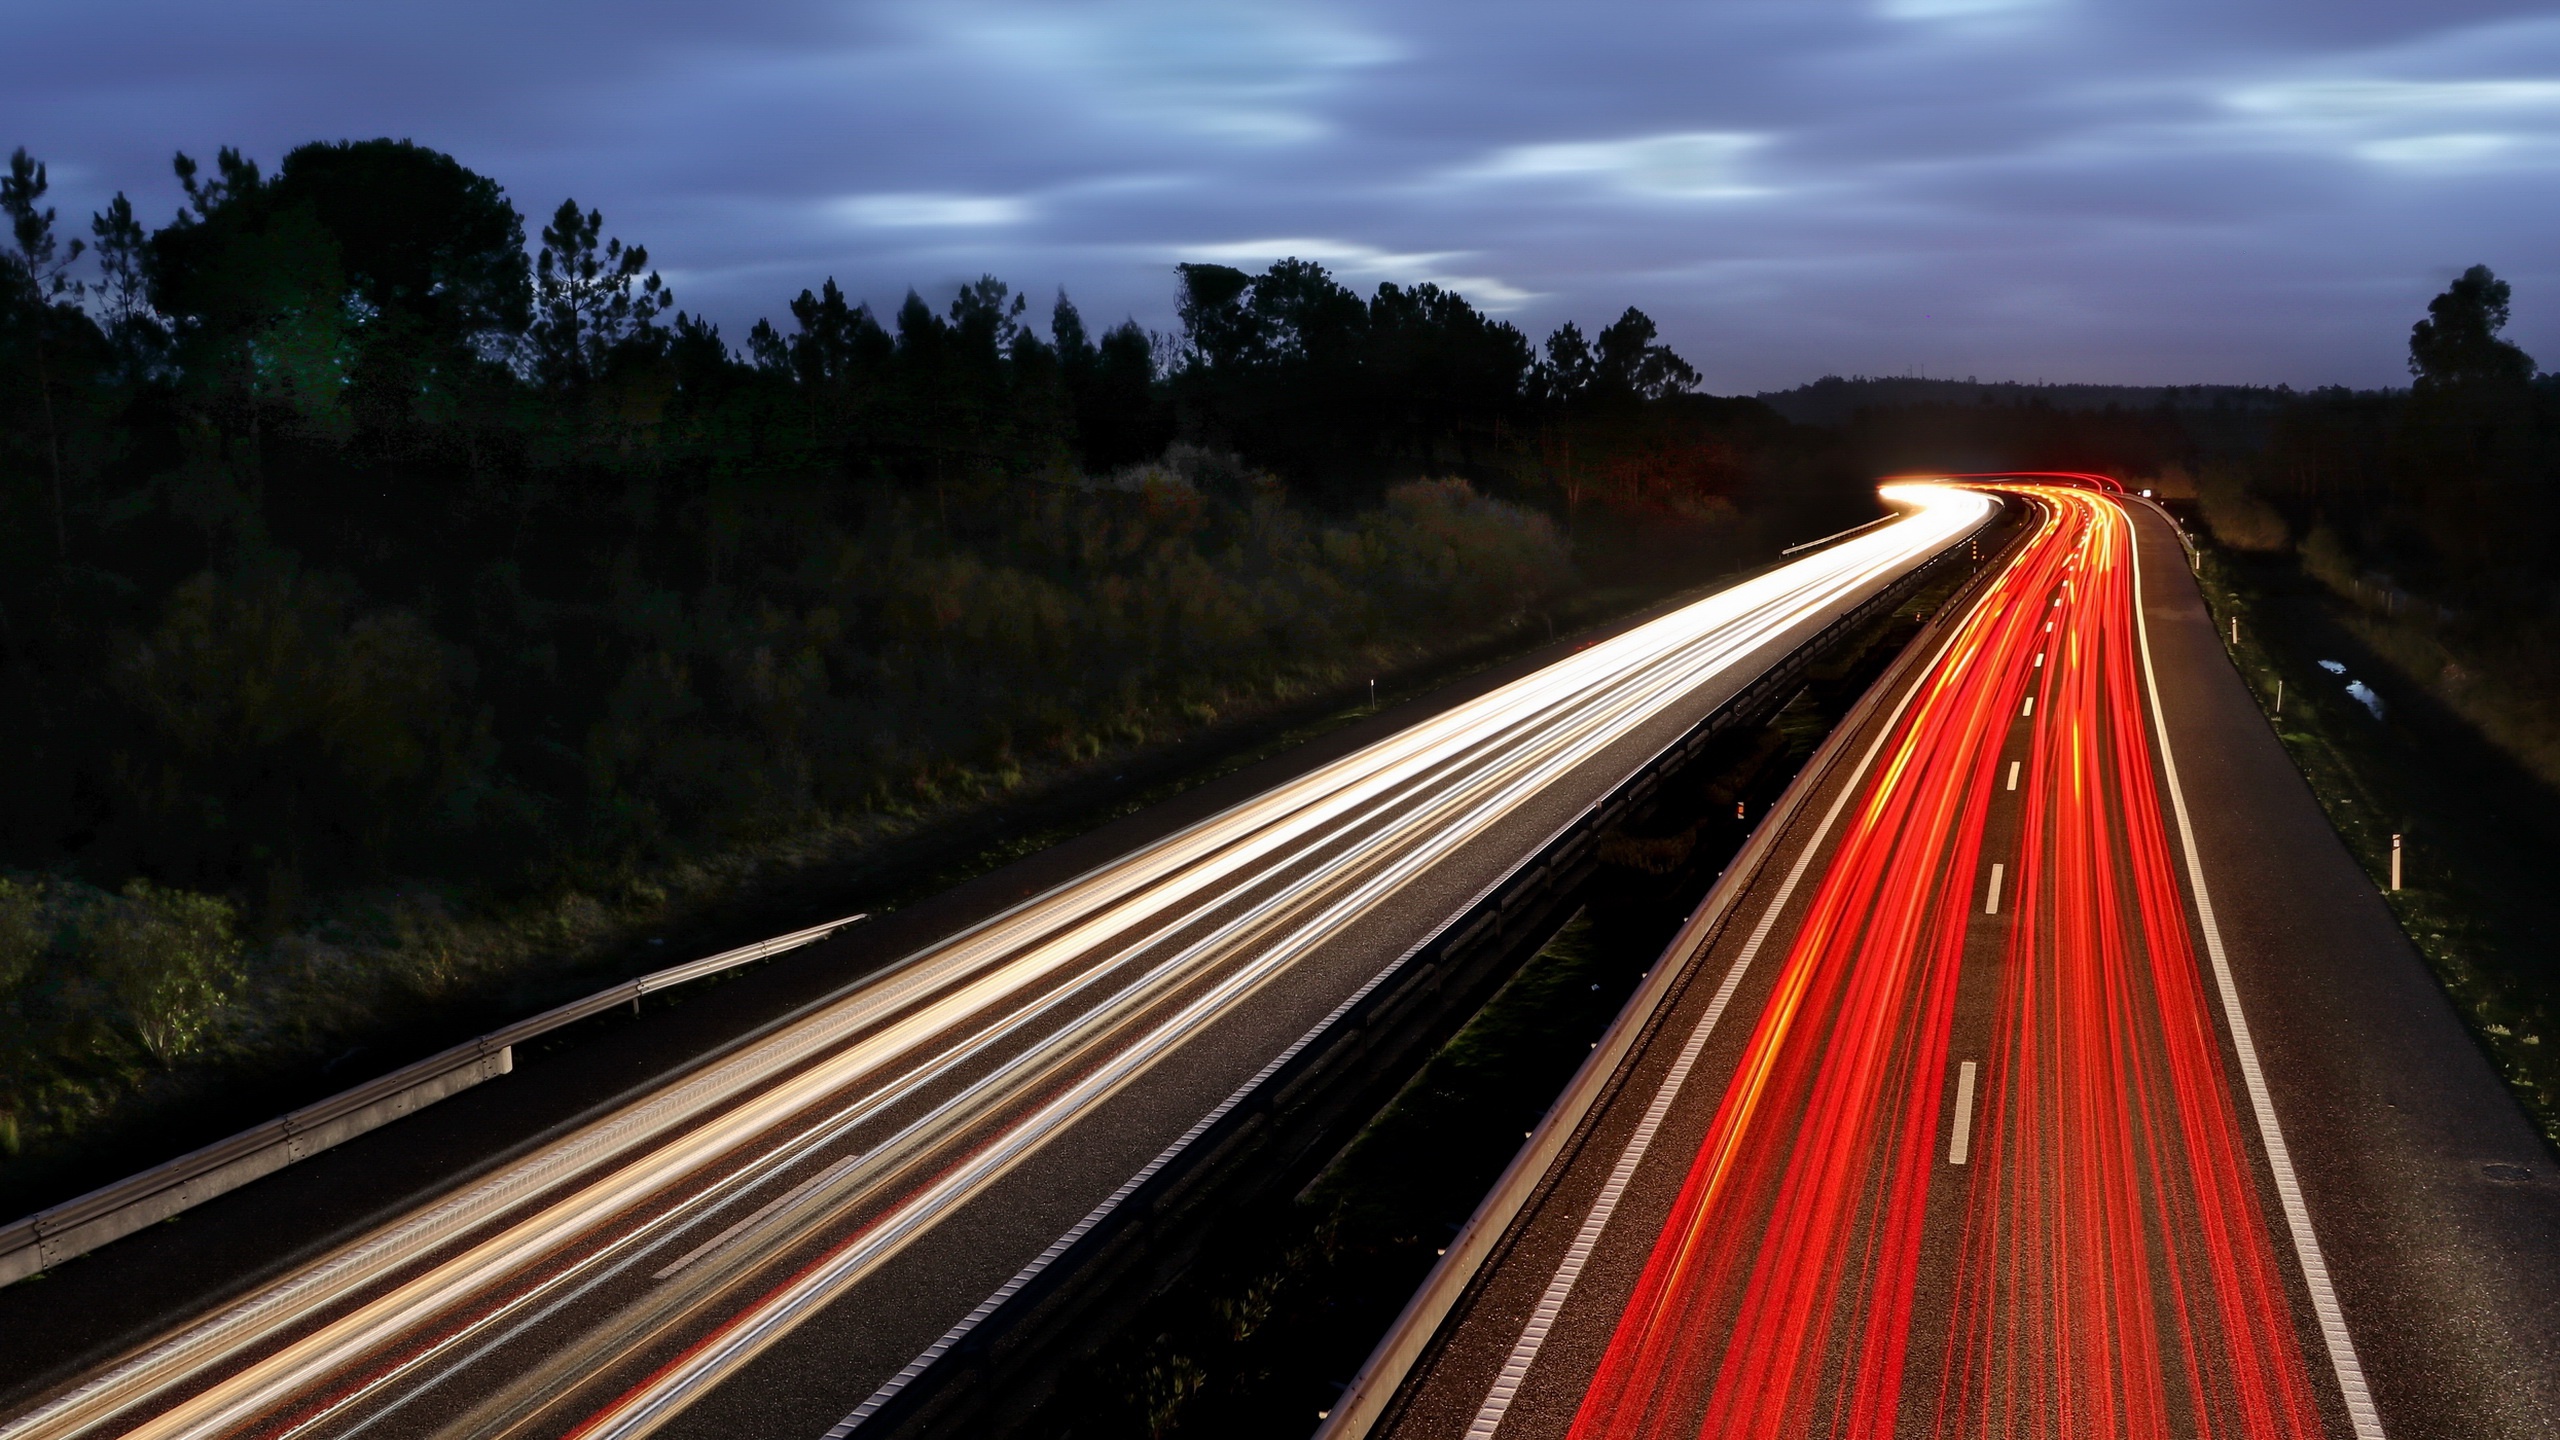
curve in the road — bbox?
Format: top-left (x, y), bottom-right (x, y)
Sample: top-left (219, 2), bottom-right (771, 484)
top-left (1441, 484), bottom-right (2364, 1440)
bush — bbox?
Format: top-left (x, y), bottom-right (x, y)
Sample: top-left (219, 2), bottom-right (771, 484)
top-left (2196, 462), bottom-right (2288, 552)
top-left (0, 877), bottom-right (244, 1154)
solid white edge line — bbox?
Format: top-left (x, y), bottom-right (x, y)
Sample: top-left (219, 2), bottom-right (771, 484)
top-left (1984, 862), bottom-right (2004, 916)
top-left (2125, 499), bottom-right (2385, 1440)
top-left (1459, 593), bottom-right (1978, 1440)
top-left (1948, 1061), bottom-right (1977, 1166)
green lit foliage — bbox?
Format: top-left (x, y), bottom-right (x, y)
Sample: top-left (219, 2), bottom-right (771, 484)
top-left (0, 877), bottom-right (243, 1153)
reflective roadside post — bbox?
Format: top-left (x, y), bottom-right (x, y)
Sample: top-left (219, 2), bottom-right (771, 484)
top-left (2390, 833), bottom-right (2403, 892)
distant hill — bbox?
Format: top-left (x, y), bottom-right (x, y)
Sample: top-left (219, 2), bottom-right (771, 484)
top-left (1756, 376), bottom-right (2301, 427)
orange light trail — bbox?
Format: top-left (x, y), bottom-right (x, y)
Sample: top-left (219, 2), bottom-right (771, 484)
top-left (1566, 484), bottom-right (2329, 1440)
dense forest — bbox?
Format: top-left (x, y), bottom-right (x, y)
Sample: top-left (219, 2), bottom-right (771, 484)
top-left (0, 139), bottom-right (1858, 1176)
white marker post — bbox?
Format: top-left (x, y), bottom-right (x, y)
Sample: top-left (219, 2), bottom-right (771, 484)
top-left (2390, 833), bottom-right (2402, 892)
top-left (2275, 678), bottom-right (2284, 717)
top-left (2231, 615), bottom-right (2240, 646)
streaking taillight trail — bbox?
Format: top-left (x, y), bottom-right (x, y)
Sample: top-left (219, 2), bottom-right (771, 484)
top-left (1566, 487), bottom-right (2331, 1440)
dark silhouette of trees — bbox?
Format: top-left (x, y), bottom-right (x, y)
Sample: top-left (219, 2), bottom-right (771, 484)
top-left (16, 141), bottom-right (1809, 1169)
top-left (3, 147), bottom-right (86, 557)
top-left (2410, 265), bottom-right (2535, 393)
top-left (530, 199), bottom-right (667, 388)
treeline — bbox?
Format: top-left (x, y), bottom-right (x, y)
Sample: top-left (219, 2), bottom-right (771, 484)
top-left (2184, 267), bottom-right (2560, 776)
top-left (2219, 267), bottom-right (2558, 612)
top-left (1778, 266), bottom-right (2560, 773)
top-left (0, 138), bottom-right (1842, 1172)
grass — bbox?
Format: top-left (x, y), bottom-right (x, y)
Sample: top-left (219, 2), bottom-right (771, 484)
top-left (2193, 543), bottom-right (2559, 1147)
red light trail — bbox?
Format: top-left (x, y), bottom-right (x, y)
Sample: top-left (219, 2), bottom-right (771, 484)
top-left (1567, 485), bottom-right (2330, 1440)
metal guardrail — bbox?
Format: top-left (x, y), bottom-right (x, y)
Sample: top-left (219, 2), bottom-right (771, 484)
top-left (1310, 499), bottom-right (2028, 1440)
top-left (849, 506), bottom-right (2009, 1436)
top-left (0, 912), bottom-right (866, 1287)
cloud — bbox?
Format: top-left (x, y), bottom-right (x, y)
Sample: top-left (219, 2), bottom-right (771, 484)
top-left (946, 0), bottom-right (1397, 143)
top-left (1875, 0), bottom-right (2055, 23)
top-left (1452, 132), bottom-right (1769, 200)
top-left (2229, 77), bottom-right (2560, 124)
top-left (2223, 73), bottom-right (2560, 173)
top-left (833, 193), bottom-right (1033, 229)
top-left (2355, 133), bottom-right (2522, 168)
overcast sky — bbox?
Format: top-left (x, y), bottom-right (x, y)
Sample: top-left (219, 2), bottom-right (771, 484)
top-left (10, 0), bottom-right (2560, 392)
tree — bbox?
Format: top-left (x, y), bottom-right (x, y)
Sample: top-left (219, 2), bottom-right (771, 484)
top-left (1176, 263), bottom-right (1261, 371)
top-left (2, 148), bottom-right (86, 559)
top-left (1593, 307), bottom-right (1700, 401)
top-left (89, 191), bottom-right (164, 374)
top-left (4, 148), bottom-right (87, 303)
top-left (2398, 265), bottom-right (2548, 589)
top-left (2409, 264), bottom-right (2536, 393)
top-left (753, 278), bottom-right (889, 387)
top-left (1055, 293), bottom-right (1165, 472)
top-left (948, 274), bottom-right (1028, 373)
top-left (264, 140), bottom-right (529, 348)
top-left (529, 199), bottom-right (667, 387)
top-left (1535, 321), bottom-right (1596, 402)
top-left (150, 150), bottom-right (358, 470)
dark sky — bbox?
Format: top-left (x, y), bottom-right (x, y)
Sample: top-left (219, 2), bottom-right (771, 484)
top-left (11, 0), bottom-right (2559, 391)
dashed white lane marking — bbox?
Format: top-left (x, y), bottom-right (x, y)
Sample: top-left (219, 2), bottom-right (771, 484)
top-left (2022, 695), bottom-right (2035, 718)
top-left (2035, 653), bottom-right (2044, 667)
top-left (2006, 760), bottom-right (2021, 791)
top-left (2125, 503), bottom-right (2385, 1440)
top-left (1984, 862), bottom-right (2005, 916)
top-left (1458, 597), bottom-right (1980, 1440)
top-left (1948, 1061), bottom-right (1979, 1165)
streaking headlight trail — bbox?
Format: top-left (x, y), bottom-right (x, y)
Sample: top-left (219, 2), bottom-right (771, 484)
top-left (3, 488), bottom-right (1988, 1440)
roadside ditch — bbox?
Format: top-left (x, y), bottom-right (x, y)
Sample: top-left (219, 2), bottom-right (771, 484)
top-left (2190, 540), bottom-right (2560, 1149)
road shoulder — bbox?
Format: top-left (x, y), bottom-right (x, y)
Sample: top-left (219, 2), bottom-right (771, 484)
top-left (2130, 502), bottom-right (2560, 1440)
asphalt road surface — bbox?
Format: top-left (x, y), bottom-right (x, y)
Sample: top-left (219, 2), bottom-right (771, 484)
top-left (1376, 484), bottom-right (2559, 1440)
top-left (0, 489), bottom-right (1990, 1440)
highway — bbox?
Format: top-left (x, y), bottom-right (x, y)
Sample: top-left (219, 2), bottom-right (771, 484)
top-left (0, 487), bottom-right (1990, 1440)
top-left (1370, 483), bottom-right (2413, 1439)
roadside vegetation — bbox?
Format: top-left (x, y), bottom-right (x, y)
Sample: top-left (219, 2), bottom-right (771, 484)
top-left (2194, 547), bottom-right (2560, 1145)
top-left (2173, 266), bottom-right (2560, 1147)
top-left (0, 140), bottom-right (1879, 1206)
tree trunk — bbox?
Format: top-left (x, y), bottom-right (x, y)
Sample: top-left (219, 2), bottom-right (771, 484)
top-left (33, 335), bottom-right (66, 561)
